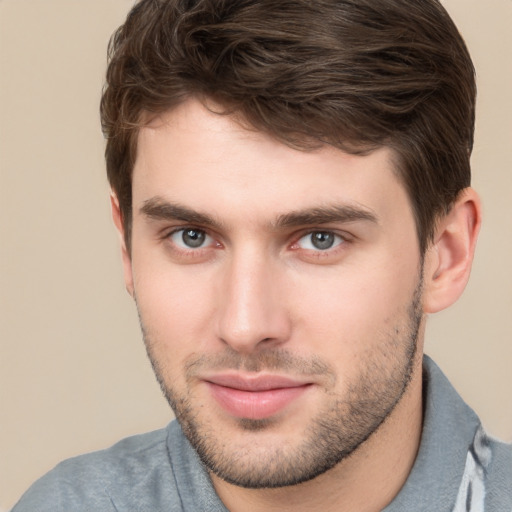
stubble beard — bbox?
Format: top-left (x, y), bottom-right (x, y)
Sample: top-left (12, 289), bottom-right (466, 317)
top-left (138, 279), bottom-right (423, 489)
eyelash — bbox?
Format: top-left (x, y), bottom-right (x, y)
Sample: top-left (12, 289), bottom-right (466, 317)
top-left (292, 231), bottom-right (346, 252)
top-left (164, 227), bottom-right (221, 256)
top-left (163, 226), bottom-right (351, 261)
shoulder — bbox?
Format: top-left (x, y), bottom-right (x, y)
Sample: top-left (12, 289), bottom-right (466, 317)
top-left (485, 435), bottom-right (512, 510)
top-left (11, 425), bottom-right (183, 512)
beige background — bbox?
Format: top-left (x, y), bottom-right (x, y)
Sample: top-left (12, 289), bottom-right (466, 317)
top-left (1, 0), bottom-right (511, 509)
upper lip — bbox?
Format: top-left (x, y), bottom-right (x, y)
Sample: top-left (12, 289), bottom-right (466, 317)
top-left (204, 374), bottom-right (311, 391)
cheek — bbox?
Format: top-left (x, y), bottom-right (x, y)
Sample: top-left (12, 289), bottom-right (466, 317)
top-left (132, 257), bottom-right (216, 361)
top-left (288, 259), bottom-right (419, 355)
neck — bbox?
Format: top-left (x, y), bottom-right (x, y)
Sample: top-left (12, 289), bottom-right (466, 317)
top-left (211, 355), bottom-right (424, 512)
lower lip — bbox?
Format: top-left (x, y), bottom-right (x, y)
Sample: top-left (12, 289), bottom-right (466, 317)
top-left (206, 382), bottom-right (310, 420)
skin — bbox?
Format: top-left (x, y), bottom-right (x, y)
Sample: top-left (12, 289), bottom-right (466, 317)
top-left (112, 98), bottom-right (481, 512)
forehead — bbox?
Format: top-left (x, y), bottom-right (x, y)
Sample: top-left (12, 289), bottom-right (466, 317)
top-left (132, 99), bottom-right (412, 228)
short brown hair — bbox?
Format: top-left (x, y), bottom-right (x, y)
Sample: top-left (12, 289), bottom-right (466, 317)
top-left (101, 0), bottom-right (476, 253)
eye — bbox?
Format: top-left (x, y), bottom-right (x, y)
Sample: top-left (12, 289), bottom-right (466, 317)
top-left (296, 231), bottom-right (344, 251)
top-left (169, 228), bottom-right (213, 249)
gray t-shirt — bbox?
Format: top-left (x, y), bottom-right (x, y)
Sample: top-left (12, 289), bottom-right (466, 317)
top-left (12, 357), bottom-right (512, 511)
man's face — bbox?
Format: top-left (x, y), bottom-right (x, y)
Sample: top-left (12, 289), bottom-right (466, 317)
top-left (125, 99), bottom-right (425, 488)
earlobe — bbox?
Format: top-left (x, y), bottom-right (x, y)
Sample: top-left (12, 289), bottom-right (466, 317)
top-left (110, 192), bottom-right (135, 297)
top-left (422, 188), bottom-right (481, 314)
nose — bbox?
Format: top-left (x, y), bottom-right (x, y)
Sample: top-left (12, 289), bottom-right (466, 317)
top-left (215, 249), bottom-right (291, 354)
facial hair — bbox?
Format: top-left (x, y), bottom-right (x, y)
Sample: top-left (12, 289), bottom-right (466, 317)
top-left (138, 277), bottom-right (423, 489)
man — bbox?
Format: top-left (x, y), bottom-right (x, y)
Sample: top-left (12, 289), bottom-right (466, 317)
top-left (12, 0), bottom-right (511, 510)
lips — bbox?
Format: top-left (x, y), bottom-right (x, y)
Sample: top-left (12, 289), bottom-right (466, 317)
top-left (204, 374), bottom-right (311, 420)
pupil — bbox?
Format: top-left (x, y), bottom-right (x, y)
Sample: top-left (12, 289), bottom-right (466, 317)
top-left (182, 229), bottom-right (205, 248)
top-left (311, 232), bottom-right (334, 250)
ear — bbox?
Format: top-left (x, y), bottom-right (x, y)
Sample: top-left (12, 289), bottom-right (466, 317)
top-left (110, 192), bottom-right (134, 297)
top-left (423, 188), bottom-right (481, 314)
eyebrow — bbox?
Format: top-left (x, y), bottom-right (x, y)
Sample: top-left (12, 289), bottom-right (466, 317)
top-left (140, 196), bottom-right (378, 230)
top-left (140, 197), bottom-right (223, 229)
top-left (273, 205), bottom-right (378, 228)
